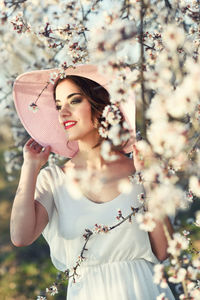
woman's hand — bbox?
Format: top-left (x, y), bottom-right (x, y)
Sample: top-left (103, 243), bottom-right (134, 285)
top-left (23, 138), bottom-right (51, 169)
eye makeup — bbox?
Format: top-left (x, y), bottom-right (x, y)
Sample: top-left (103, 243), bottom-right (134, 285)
top-left (70, 97), bottom-right (82, 104)
top-left (55, 97), bottom-right (82, 111)
top-left (56, 105), bottom-right (62, 111)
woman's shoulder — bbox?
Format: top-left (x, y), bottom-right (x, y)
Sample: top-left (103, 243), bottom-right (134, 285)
top-left (39, 164), bottom-right (65, 178)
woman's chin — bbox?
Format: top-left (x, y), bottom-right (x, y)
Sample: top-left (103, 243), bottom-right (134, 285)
top-left (66, 134), bottom-right (80, 142)
top-left (67, 136), bottom-right (78, 142)
top-left (66, 129), bottom-right (97, 143)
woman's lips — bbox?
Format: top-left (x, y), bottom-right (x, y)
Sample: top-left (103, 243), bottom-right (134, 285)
top-left (63, 121), bottom-right (77, 130)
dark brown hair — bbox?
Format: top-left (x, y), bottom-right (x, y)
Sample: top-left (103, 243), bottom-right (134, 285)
top-left (53, 75), bottom-right (129, 152)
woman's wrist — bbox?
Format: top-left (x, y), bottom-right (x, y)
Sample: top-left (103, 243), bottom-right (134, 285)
top-left (22, 160), bottom-right (42, 174)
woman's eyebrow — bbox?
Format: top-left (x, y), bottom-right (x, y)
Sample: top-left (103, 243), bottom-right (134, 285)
top-left (55, 92), bottom-right (82, 103)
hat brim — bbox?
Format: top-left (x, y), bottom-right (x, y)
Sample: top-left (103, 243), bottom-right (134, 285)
top-left (13, 65), bottom-right (135, 157)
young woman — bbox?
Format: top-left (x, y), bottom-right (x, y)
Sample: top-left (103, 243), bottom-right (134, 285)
top-left (10, 65), bottom-right (175, 300)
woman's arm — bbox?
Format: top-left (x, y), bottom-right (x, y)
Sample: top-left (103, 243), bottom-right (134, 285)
top-left (148, 216), bottom-right (174, 261)
top-left (10, 139), bottom-right (51, 247)
top-left (10, 162), bottom-right (48, 246)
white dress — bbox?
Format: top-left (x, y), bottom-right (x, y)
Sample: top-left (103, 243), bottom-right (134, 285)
top-left (35, 165), bottom-right (175, 300)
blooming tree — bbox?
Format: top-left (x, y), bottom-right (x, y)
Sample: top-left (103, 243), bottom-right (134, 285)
top-left (1, 0), bottom-right (200, 299)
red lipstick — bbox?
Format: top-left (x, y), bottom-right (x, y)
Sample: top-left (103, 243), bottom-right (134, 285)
top-left (63, 120), bottom-right (77, 130)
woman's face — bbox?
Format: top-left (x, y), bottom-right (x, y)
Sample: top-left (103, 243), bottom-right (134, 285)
top-left (55, 79), bottom-right (97, 142)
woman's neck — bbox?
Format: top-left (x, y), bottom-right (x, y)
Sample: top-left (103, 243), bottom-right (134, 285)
top-left (72, 144), bottom-right (107, 171)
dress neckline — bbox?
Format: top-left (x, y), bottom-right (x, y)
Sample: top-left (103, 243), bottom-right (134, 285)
top-left (55, 164), bottom-right (124, 205)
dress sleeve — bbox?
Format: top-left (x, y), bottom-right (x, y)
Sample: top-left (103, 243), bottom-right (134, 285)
top-left (34, 167), bottom-right (54, 221)
top-left (34, 166), bottom-right (68, 272)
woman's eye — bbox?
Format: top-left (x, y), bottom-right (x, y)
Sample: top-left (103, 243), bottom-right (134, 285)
top-left (55, 98), bottom-right (82, 110)
top-left (71, 98), bottom-right (82, 104)
top-left (56, 105), bottom-right (62, 111)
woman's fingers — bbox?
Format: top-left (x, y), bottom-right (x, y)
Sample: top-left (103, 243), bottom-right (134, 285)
top-left (34, 144), bottom-right (43, 153)
top-left (23, 139), bottom-right (51, 168)
top-left (24, 138), bottom-right (51, 156)
top-left (31, 143), bottom-right (51, 155)
top-left (25, 138), bottom-right (35, 147)
top-left (43, 145), bottom-right (51, 153)
top-left (25, 139), bottom-right (46, 153)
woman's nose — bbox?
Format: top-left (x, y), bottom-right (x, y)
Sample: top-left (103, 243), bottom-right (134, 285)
top-left (60, 105), bottom-right (71, 118)
top-left (58, 105), bottom-right (72, 124)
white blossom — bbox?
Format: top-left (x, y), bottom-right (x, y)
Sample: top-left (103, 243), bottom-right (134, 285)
top-left (156, 293), bottom-right (169, 300)
top-left (165, 86), bottom-right (197, 118)
top-left (133, 140), bottom-right (153, 160)
top-left (137, 192), bottom-right (145, 205)
top-left (100, 140), bottom-right (119, 161)
top-left (189, 176), bottom-right (200, 198)
top-left (153, 264), bottom-right (164, 283)
top-left (107, 124), bottom-right (121, 146)
top-left (187, 266), bottom-right (199, 280)
top-left (147, 121), bottom-right (187, 158)
top-left (167, 233), bottom-right (189, 256)
top-left (142, 163), bottom-right (178, 186)
top-left (145, 95), bottom-right (168, 122)
top-left (136, 212), bottom-right (156, 232)
top-left (102, 105), bottom-right (121, 125)
top-left (118, 178), bottom-right (133, 194)
top-left (190, 288), bottom-right (200, 300)
top-left (162, 24), bottom-right (185, 51)
top-left (46, 284), bottom-right (58, 296)
top-left (184, 58), bottom-right (200, 94)
top-left (28, 102), bottom-right (39, 113)
top-left (49, 71), bottom-right (59, 84)
top-left (98, 126), bottom-right (108, 138)
top-left (168, 268), bottom-right (187, 283)
top-left (147, 184), bottom-right (186, 218)
top-left (153, 264), bottom-right (168, 288)
top-left (168, 152), bottom-right (188, 172)
top-left (192, 257), bottom-right (200, 268)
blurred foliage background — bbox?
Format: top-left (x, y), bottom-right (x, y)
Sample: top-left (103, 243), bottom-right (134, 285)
top-left (0, 116), bottom-right (199, 300)
top-left (0, 119), bottom-right (67, 300)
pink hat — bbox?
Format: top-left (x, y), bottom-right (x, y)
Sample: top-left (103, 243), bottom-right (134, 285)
top-left (13, 64), bottom-right (135, 158)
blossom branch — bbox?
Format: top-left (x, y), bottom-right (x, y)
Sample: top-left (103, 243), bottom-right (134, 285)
top-left (121, 0), bottom-right (131, 19)
top-left (164, 0), bottom-right (172, 10)
top-left (80, 0), bottom-right (103, 22)
top-left (4, 0), bottom-right (27, 8)
top-left (187, 133), bottom-right (200, 158)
